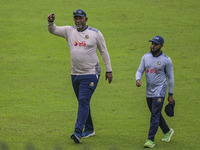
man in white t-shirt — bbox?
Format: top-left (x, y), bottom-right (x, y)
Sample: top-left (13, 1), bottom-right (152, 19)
top-left (47, 9), bottom-right (112, 143)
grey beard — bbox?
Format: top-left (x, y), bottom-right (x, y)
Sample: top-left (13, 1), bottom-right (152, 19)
top-left (76, 24), bottom-right (83, 29)
top-left (77, 26), bottom-right (82, 29)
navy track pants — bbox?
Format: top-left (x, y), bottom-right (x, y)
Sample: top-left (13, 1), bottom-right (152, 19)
top-left (71, 74), bottom-right (100, 135)
top-left (146, 97), bottom-right (170, 141)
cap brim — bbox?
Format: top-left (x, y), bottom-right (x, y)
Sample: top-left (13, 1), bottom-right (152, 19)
top-left (74, 14), bottom-right (86, 17)
top-left (149, 40), bottom-right (161, 44)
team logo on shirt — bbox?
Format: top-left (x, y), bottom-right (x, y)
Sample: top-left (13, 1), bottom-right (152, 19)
top-left (90, 82), bottom-right (94, 87)
top-left (85, 35), bottom-right (89, 39)
top-left (157, 98), bottom-right (162, 102)
top-left (74, 41), bottom-right (86, 47)
top-left (157, 61), bottom-right (161, 66)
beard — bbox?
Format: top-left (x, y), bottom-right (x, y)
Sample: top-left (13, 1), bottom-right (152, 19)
top-left (76, 23), bottom-right (84, 30)
top-left (76, 25), bottom-right (83, 29)
top-left (150, 47), bottom-right (161, 56)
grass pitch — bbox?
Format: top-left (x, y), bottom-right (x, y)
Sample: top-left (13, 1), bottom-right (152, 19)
top-left (0, 0), bottom-right (200, 149)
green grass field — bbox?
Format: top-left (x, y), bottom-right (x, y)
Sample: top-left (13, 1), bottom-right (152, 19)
top-left (0, 0), bottom-right (200, 149)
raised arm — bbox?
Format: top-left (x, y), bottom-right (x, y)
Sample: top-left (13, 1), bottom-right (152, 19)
top-left (47, 13), bottom-right (67, 38)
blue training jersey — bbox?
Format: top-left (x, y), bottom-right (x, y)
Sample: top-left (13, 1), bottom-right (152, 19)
top-left (135, 52), bottom-right (174, 98)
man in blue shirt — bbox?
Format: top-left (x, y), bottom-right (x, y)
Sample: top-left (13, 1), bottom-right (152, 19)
top-left (136, 36), bottom-right (175, 148)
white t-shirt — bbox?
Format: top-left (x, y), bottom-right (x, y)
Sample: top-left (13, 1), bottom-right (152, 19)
top-left (48, 22), bottom-right (112, 75)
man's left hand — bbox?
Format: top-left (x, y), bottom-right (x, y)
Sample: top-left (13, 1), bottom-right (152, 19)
top-left (105, 72), bottom-right (112, 84)
top-left (168, 95), bottom-right (174, 104)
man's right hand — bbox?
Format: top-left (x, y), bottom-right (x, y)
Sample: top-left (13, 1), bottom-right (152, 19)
top-left (48, 13), bottom-right (55, 22)
top-left (136, 80), bottom-right (142, 87)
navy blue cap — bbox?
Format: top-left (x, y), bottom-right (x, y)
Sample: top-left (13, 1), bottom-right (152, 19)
top-left (73, 9), bottom-right (86, 17)
top-left (149, 36), bottom-right (164, 45)
top-left (165, 100), bottom-right (175, 117)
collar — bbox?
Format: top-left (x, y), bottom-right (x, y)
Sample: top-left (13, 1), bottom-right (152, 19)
top-left (152, 51), bottom-right (163, 57)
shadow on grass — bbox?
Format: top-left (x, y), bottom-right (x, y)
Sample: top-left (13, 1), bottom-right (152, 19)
top-left (0, 142), bottom-right (9, 150)
top-left (0, 141), bottom-right (64, 150)
top-left (0, 141), bottom-right (120, 150)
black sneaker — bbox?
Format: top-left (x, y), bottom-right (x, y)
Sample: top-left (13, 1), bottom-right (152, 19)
top-left (71, 133), bottom-right (81, 143)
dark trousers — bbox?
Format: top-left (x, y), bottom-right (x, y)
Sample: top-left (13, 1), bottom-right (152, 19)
top-left (71, 74), bottom-right (100, 135)
top-left (146, 97), bottom-right (170, 141)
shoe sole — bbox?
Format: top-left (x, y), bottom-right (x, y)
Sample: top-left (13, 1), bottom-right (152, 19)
top-left (82, 131), bottom-right (95, 138)
top-left (162, 129), bottom-right (174, 142)
top-left (144, 143), bottom-right (155, 148)
top-left (71, 134), bottom-right (81, 143)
